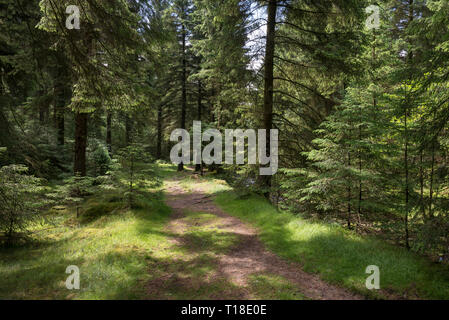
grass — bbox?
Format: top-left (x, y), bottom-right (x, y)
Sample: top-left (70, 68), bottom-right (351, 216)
top-left (0, 164), bottom-right (176, 300)
top-left (0, 193), bottom-right (173, 299)
top-left (215, 191), bottom-right (449, 300)
top-left (182, 213), bottom-right (240, 254)
top-left (0, 164), bottom-right (268, 300)
top-left (178, 169), bottom-right (232, 195)
top-left (152, 208), bottom-right (306, 300)
top-left (4, 164), bottom-right (447, 300)
top-left (144, 210), bottom-right (245, 300)
top-left (248, 273), bottom-right (307, 300)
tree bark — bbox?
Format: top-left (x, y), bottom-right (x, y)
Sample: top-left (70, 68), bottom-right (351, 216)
top-left (403, 0), bottom-right (414, 250)
top-left (157, 103), bottom-right (162, 160)
top-left (38, 90), bottom-right (48, 124)
top-left (125, 114), bottom-right (132, 146)
top-left (260, 0), bottom-right (277, 199)
top-left (420, 150), bottom-right (425, 219)
top-left (74, 112), bottom-right (88, 176)
top-left (179, 21), bottom-right (187, 172)
top-left (429, 112), bottom-right (436, 218)
top-left (54, 54), bottom-right (69, 146)
top-left (358, 107), bottom-right (362, 229)
top-left (195, 80), bottom-right (202, 172)
top-left (54, 81), bottom-right (66, 146)
top-left (404, 102), bottom-right (410, 250)
top-left (347, 150), bottom-right (352, 229)
top-left (106, 110), bottom-right (112, 155)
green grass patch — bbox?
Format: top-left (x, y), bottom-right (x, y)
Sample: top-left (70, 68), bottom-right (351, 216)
top-left (215, 191), bottom-right (449, 299)
top-left (0, 181), bottom-right (173, 299)
top-left (248, 273), bottom-right (307, 300)
top-left (176, 211), bottom-right (240, 255)
top-left (182, 212), bottom-right (217, 225)
top-left (79, 202), bottom-right (121, 223)
top-left (179, 173), bottom-right (232, 195)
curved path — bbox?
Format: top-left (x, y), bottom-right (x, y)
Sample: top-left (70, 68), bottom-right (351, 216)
top-left (147, 174), bottom-right (362, 300)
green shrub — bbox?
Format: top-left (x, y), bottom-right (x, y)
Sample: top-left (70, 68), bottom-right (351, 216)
top-left (90, 141), bottom-right (112, 176)
top-left (80, 202), bottom-right (121, 223)
top-left (0, 165), bottom-right (44, 245)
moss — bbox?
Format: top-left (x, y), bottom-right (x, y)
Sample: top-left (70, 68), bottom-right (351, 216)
top-left (80, 203), bottom-right (121, 223)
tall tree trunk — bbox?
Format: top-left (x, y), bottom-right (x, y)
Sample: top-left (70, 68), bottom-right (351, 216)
top-left (39, 105), bottom-right (47, 124)
top-left (420, 150), bottom-right (425, 219)
top-left (260, 0), bottom-right (277, 198)
top-left (74, 112), bottom-right (88, 176)
top-left (54, 54), bottom-right (68, 146)
top-left (54, 80), bottom-right (66, 146)
top-left (106, 110), bottom-right (112, 155)
top-left (195, 80), bottom-right (202, 172)
top-left (403, 0), bottom-right (414, 250)
top-left (358, 107), bottom-right (363, 229)
top-left (179, 21), bottom-right (187, 172)
top-left (38, 89), bottom-right (48, 124)
top-left (125, 114), bottom-right (132, 146)
top-left (347, 150), bottom-right (352, 229)
top-left (56, 106), bottom-right (65, 146)
top-left (429, 146), bottom-right (435, 218)
top-left (429, 112), bottom-right (436, 218)
top-left (156, 103), bottom-right (162, 160)
top-left (73, 33), bottom-right (94, 177)
top-left (197, 80), bottom-right (202, 121)
top-left (404, 104), bottom-right (410, 250)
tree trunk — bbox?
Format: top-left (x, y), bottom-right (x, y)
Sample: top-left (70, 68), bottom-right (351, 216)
top-left (347, 150), bottom-right (352, 229)
top-left (125, 114), bottom-right (132, 146)
top-left (106, 110), bottom-right (112, 155)
top-left (179, 21), bottom-right (187, 172)
top-left (404, 104), bottom-right (410, 250)
top-left (74, 112), bottom-right (88, 176)
top-left (260, 0), bottom-right (277, 198)
top-left (429, 133), bottom-right (435, 219)
top-left (56, 106), bottom-right (65, 146)
top-left (358, 108), bottom-right (362, 229)
top-left (54, 82), bottom-right (66, 146)
top-left (157, 103), bottom-right (162, 160)
top-left (38, 90), bottom-right (48, 124)
top-left (403, 0), bottom-right (413, 250)
top-left (195, 80), bottom-right (202, 172)
top-left (419, 150), bottom-right (425, 218)
top-left (54, 55), bottom-right (68, 146)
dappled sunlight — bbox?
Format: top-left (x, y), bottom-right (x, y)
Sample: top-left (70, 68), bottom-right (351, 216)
top-left (0, 170), bottom-right (174, 299)
top-left (215, 190), bottom-right (449, 299)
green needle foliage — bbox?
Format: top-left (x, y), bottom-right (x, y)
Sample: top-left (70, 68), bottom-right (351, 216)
top-left (0, 165), bottom-right (45, 245)
top-left (1, 0), bottom-right (449, 299)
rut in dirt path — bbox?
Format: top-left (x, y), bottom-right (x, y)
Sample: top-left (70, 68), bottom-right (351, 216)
top-left (161, 175), bottom-right (363, 300)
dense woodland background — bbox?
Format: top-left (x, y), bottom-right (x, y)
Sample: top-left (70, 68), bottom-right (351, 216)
top-left (1, 0), bottom-right (448, 264)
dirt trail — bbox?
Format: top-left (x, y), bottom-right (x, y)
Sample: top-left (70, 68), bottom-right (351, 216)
top-left (159, 174), bottom-right (362, 300)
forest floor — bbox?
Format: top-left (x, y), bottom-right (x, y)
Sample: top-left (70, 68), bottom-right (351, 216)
top-left (1, 164), bottom-right (449, 300)
top-left (147, 173), bottom-right (360, 300)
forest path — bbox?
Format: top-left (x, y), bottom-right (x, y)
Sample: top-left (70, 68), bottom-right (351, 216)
top-left (147, 172), bottom-right (362, 300)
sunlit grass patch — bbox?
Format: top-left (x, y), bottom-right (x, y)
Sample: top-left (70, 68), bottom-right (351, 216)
top-left (182, 212), bottom-right (217, 225)
top-left (0, 177), bottom-right (173, 300)
top-left (248, 273), bottom-right (307, 300)
top-left (182, 228), bottom-right (239, 254)
top-left (215, 191), bottom-right (449, 300)
top-left (174, 169), bottom-right (232, 195)
top-left (178, 211), bottom-right (240, 254)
